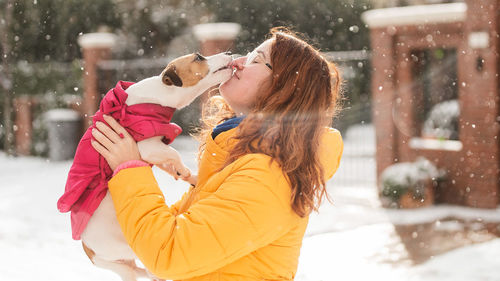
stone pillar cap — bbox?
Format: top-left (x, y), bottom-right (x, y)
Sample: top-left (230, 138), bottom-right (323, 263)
top-left (78, 32), bottom-right (117, 49)
top-left (193, 22), bottom-right (241, 41)
top-left (45, 109), bottom-right (81, 122)
top-left (362, 3), bottom-right (466, 28)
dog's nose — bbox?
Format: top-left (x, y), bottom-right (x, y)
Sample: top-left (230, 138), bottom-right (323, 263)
top-left (225, 51), bottom-right (232, 56)
top-left (230, 54), bottom-right (243, 60)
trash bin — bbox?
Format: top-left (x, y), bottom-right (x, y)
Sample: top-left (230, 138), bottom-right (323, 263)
top-left (45, 109), bottom-right (82, 161)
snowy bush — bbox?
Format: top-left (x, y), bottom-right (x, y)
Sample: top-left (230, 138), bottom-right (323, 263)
top-left (12, 60), bottom-right (83, 98)
top-left (421, 99), bottom-right (459, 140)
top-left (380, 157), bottom-right (445, 205)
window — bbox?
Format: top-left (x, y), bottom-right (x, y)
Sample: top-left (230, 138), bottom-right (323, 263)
top-left (411, 48), bottom-right (459, 141)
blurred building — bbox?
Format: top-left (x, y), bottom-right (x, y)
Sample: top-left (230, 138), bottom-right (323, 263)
top-left (363, 0), bottom-right (500, 208)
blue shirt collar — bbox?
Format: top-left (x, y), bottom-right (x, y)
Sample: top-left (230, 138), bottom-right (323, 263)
top-left (211, 116), bottom-right (245, 139)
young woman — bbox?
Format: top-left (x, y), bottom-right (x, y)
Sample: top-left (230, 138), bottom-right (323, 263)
top-left (91, 28), bottom-right (344, 281)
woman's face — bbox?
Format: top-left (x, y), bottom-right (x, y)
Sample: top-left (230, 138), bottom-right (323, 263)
top-left (219, 39), bottom-right (274, 115)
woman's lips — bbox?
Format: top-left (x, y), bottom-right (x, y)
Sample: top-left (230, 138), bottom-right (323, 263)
top-left (229, 60), bottom-right (241, 80)
top-left (231, 68), bottom-right (241, 80)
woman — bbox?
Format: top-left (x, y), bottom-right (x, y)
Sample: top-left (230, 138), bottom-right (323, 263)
top-left (91, 28), bottom-right (343, 281)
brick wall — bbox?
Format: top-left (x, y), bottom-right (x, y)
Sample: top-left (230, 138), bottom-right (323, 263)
top-left (460, 0), bottom-right (500, 207)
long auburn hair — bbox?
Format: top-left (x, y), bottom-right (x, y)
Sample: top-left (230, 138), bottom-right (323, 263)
top-left (196, 27), bottom-right (341, 217)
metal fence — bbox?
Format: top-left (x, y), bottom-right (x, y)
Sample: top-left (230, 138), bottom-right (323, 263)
top-left (95, 51), bottom-right (375, 188)
top-left (323, 51), bottom-right (375, 188)
top-left (96, 50), bottom-right (373, 133)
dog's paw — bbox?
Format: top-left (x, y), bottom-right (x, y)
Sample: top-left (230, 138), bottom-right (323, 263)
top-left (175, 166), bottom-right (191, 179)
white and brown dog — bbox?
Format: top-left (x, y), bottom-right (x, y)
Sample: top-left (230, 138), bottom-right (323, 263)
top-left (78, 52), bottom-right (233, 281)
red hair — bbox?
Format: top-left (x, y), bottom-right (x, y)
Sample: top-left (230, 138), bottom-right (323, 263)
top-left (197, 27), bottom-right (341, 217)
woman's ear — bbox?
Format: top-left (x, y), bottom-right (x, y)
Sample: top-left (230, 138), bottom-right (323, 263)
top-left (162, 65), bottom-right (183, 87)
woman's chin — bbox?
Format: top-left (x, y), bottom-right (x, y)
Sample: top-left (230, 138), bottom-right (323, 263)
top-left (220, 77), bottom-right (234, 92)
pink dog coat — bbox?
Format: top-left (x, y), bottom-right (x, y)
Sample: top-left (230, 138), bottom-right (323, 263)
top-left (57, 81), bottom-right (182, 240)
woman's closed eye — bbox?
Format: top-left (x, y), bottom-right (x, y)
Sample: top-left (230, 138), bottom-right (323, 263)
top-left (245, 51), bottom-right (272, 69)
top-left (245, 52), bottom-right (258, 66)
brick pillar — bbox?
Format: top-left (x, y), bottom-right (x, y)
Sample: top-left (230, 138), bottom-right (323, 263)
top-left (13, 96), bottom-right (33, 155)
top-left (460, 0), bottom-right (500, 208)
top-left (369, 27), bottom-right (398, 181)
top-left (77, 33), bottom-right (116, 130)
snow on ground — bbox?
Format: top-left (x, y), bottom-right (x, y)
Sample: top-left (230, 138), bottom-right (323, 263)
top-left (1, 124), bottom-right (499, 281)
top-left (297, 225), bottom-right (500, 281)
top-left (409, 239), bottom-right (500, 281)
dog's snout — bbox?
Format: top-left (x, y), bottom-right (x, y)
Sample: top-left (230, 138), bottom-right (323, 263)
top-left (230, 53), bottom-right (243, 60)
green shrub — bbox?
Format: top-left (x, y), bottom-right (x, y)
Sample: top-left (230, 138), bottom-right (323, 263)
top-left (380, 157), bottom-right (445, 203)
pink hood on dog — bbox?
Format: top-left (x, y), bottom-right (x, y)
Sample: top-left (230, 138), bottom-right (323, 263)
top-left (57, 81), bottom-right (181, 240)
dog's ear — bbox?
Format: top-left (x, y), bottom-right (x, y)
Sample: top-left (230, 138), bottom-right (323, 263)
top-left (162, 65), bottom-right (183, 87)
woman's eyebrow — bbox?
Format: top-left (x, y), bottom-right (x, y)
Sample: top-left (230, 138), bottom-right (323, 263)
top-left (257, 50), bottom-right (266, 59)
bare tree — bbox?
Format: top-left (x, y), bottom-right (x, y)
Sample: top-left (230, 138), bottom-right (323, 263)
top-left (0, 0), bottom-right (15, 155)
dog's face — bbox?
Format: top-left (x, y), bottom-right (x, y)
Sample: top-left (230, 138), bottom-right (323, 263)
top-left (125, 52), bottom-right (233, 108)
top-left (160, 52), bottom-right (233, 88)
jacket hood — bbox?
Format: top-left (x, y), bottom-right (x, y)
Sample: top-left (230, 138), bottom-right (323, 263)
top-left (318, 127), bottom-right (343, 180)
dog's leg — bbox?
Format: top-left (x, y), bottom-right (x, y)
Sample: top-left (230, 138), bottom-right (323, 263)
top-left (124, 259), bottom-right (166, 281)
top-left (83, 240), bottom-right (147, 281)
top-left (123, 260), bottom-right (150, 279)
top-left (91, 257), bottom-right (144, 281)
top-left (138, 137), bottom-right (192, 179)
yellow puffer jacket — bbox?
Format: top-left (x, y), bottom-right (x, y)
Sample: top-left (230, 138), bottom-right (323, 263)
top-left (108, 127), bottom-right (343, 281)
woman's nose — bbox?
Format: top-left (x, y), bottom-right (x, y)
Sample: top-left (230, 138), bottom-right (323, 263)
top-left (230, 56), bottom-right (246, 70)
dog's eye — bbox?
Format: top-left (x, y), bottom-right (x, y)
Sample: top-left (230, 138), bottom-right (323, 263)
top-left (194, 53), bottom-right (205, 61)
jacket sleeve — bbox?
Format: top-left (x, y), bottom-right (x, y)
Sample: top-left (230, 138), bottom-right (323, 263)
top-left (165, 188), bottom-right (192, 216)
top-left (107, 157), bottom-right (298, 280)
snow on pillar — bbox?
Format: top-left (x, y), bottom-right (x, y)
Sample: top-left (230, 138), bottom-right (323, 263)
top-left (78, 33), bottom-right (116, 129)
top-left (193, 22), bottom-right (241, 56)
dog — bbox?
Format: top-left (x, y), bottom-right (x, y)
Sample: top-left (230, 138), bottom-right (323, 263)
top-left (57, 52), bottom-right (233, 281)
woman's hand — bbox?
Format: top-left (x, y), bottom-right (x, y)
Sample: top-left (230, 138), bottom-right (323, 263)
top-left (91, 114), bottom-right (141, 171)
